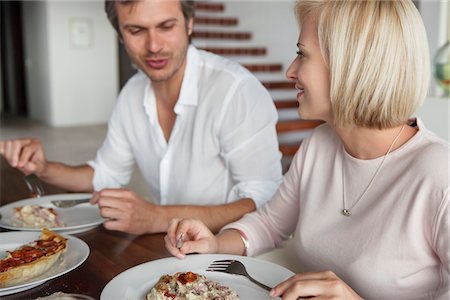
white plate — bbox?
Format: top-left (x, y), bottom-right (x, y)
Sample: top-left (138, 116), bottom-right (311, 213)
top-left (101, 254), bottom-right (294, 300)
top-left (0, 231), bottom-right (90, 296)
top-left (0, 193), bottom-right (104, 234)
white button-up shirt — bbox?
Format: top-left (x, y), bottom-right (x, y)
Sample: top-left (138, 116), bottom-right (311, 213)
top-left (88, 46), bottom-right (282, 207)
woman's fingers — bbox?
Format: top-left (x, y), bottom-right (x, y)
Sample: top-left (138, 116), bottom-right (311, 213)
top-left (165, 218), bottom-right (216, 258)
top-left (271, 271), bottom-right (340, 299)
top-left (167, 218), bottom-right (181, 247)
top-left (164, 223), bottom-right (186, 259)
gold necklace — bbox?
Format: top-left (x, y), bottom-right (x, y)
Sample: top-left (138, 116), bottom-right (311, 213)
top-left (341, 124), bottom-right (405, 217)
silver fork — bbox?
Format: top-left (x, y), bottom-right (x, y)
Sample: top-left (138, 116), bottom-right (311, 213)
top-left (24, 173), bottom-right (45, 198)
top-left (207, 259), bottom-right (271, 291)
top-left (51, 198), bottom-right (91, 208)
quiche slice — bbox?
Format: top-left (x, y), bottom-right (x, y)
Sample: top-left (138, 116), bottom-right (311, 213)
top-left (13, 205), bottom-right (63, 228)
top-left (0, 228), bottom-right (68, 287)
top-left (146, 271), bottom-right (240, 300)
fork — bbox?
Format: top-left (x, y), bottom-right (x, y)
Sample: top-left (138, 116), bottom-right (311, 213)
top-left (207, 259), bottom-right (272, 291)
top-left (51, 198), bottom-right (91, 208)
top-left (24, 173), bottom-right (45, 198)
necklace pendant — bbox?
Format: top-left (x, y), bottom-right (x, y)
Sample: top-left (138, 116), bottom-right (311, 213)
top-left (342, 209), bottom-right (351, 216)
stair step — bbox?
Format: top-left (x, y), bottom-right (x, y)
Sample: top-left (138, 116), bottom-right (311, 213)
top-left (242, 64), bottom-right (282, 72)
top-left (263, 81), bottom-right (295, 90)
top-left (276, 119), bottom-right (324, 133)
top-left (252, 73), bottom-right (287, 81)
top-left (278, 109), bottom-right (299, 121)
top-left (274, 99), bottom-right (298, 109)
top-left (192, 31), bottom-right (251, 40)
top-left (210, 56), bottom-right (273, 65)
top-left (194, 16), bottom-right (238, 26)
top-left (201, 47), bottom-right (266, 56)
top-left (193, 40), bottom-right (256, 48)
top-left (269, 90), bottom-right (296, 99)
top-left (195, 2), bottom-right (225, 12)
top-left (278, 130), bottom-right (314, 144)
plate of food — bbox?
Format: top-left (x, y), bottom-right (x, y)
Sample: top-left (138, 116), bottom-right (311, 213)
top-left (100, 254), bottom-right (295, 300)
top-left (0, 229), bottom-right (89, 296)
top-left (0, 194), bottom-right (104, 234)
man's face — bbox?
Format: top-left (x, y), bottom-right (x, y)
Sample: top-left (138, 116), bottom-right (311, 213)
top-left (116, 0), bottom-right (193, 83)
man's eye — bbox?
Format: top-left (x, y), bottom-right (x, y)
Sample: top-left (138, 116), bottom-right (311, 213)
top-left (128, 28), bottom-right (142, 35)
top-left (160, 25), bottom-right (174, 31)
top-left (296, 50), bottom-right (304, 58)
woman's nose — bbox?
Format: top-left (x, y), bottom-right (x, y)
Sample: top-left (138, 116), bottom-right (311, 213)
top-left (286, 58), bottom-right (299, 81)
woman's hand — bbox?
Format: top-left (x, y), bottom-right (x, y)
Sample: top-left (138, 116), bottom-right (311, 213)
top-left (165, 218), bottom-right (219, 259)
top-left (270, 270), bottom-right (363, 300)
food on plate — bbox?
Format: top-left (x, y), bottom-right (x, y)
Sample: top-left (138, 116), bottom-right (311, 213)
top-left (12, 205), bottom-right (63, 228)
top-left (0, 228), bottom-right (68, 287)
top-left (146, 271), bottom-right (239, 300)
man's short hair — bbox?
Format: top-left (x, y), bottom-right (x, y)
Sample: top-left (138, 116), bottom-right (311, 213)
top-left (295, 0), bottom-right (430, 129)
top-left (105, 0), bottom-right (195, 39)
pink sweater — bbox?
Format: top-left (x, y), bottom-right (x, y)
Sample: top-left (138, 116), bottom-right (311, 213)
top-left (223, 119), bottom-right (449, 299)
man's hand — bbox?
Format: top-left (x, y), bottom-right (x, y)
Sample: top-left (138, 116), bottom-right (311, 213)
top-left (91, 188), bottom-right (165, 235)
top-left (0, 138), bottom-right (48, 175)
top-left (165, 218), bottom-right (218, 259)
top-left (269, 271), bottom-right (363, 300)
top-left (91, 191), bottom-right (257, 236)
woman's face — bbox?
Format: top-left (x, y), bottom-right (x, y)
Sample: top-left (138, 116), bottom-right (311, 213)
top-left (286, 14), bottom-right (332, 122)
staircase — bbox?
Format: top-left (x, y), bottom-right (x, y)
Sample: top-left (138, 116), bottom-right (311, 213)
top-left (193, 1), bottom-right (322, 171)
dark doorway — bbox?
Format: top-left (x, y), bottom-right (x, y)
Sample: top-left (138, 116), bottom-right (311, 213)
top-left (118, 41), bottom-right (137, 89)
top-left (1, 1), bottom-right (27, 116)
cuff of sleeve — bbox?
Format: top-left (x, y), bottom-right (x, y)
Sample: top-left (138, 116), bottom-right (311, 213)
top-left (234, 229), bottom-right (249, 256)
top-left (86, 159), bottom-right (123, 191)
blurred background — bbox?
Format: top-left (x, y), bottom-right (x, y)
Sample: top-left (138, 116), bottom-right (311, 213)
top-left (0, 0), bottom-right (448, 195)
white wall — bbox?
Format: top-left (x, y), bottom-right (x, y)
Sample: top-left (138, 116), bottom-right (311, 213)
top-left (416, 0), bottom-right (449, 141)
top-left (22, 0), bottom-right (119, 127)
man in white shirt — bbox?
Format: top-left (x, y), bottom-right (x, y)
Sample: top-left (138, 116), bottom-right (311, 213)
top-left (0, 0), bottom-right (282, 235)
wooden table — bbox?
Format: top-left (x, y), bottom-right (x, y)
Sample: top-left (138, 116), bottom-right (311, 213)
top-left (0, 158), bottom-right (171, 299)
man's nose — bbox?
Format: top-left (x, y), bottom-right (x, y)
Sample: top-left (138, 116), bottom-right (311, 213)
top-left (146, 32), bottom-right (163, 53)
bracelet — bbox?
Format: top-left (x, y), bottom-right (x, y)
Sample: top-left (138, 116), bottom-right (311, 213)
top-left (235, 229), bottom-right (249, 256)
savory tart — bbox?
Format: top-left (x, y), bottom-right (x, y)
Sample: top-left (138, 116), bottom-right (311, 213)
top-left (146, 271), bottom-right (239, 300)
top-left (0, 228), bottom-right (68, 287)
top-left (13, 205), bottom-right (63, 228)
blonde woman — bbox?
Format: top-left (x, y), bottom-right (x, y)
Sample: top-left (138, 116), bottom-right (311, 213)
top-left (165, 1), bottom-right (449, 299)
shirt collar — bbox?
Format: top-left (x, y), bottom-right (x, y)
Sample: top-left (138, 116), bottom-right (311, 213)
top-left (143, 45), bottom-right (199, 121)
top-left (175, 45), bottom-right (199, 110)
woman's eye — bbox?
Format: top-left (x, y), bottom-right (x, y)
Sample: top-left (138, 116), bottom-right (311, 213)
top-left (296, 50), bottom-right (304, 58)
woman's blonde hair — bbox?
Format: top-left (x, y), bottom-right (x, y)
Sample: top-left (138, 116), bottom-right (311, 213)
top-left (295, 0), bottom-right (430, 129)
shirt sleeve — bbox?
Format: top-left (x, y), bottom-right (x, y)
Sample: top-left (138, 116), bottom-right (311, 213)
top-left (217, 76), bottom-right (283, 208)
top-left (222, 131), bottom-right (311, 256)
top-left (87, 96), bottom-right (136, 191)
top-left (221, 135), bottom-right (309, 256)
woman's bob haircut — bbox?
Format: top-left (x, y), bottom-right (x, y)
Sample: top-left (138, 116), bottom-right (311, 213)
top-left (295, 0), bottom-right (430, 129)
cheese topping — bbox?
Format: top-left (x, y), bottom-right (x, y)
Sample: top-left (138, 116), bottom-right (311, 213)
top-left (13, 205), bottom-right (62, 228)
top-left (147, 272), bottom-right (239, 300)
